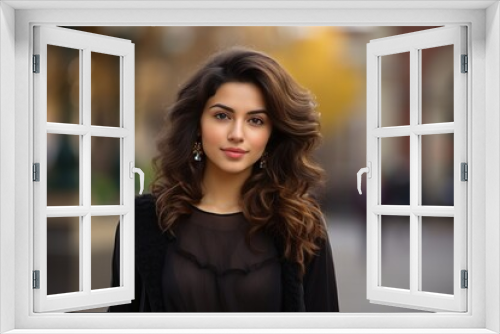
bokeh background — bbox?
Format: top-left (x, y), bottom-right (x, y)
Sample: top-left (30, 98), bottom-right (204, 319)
top-left (45, 26), bottom-right (455, 313)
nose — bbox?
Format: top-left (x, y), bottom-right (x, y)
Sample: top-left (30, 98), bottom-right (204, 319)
top-left (228, 120), bottom-right (244, 143)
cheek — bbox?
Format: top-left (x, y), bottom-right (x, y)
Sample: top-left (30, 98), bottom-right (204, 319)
top-left (201, 123), bottom-right (223, 148)
top-left (201, 132), bottom-right (217, 148)
top-left (250, 129), bottom-right (272, 151)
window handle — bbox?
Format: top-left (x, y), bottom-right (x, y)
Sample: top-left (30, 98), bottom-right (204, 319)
top-left (357, 162), bottom-right (371, 195)
top-left (129, 161), bottom-right (144, 195)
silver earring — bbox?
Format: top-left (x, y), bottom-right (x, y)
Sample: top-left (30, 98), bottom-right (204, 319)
top-left (193, 141), bottom-right (203, 161)
top-left (259, 152), bottom-right (268, 169)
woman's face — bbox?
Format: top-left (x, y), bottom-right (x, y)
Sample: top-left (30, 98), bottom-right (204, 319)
top-left (199, 82), bottom-right (272, 178)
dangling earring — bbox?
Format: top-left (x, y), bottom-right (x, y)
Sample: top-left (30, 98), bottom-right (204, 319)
top-left (192, 141), bottom-right (203, 161)
top-left (259, 152), bottom-right (268, 169)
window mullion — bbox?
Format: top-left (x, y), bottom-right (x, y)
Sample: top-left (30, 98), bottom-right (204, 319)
top-left (82, 47), bottom-right (92, 294)
top-left (409, 47), bottom-right (420, 294)
top-left (415, 47), bottom-right (424, 294)
top-left (81, 214), bottom-right (91, 293)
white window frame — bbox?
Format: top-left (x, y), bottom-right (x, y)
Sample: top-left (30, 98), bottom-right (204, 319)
top-left (366, 26), bottom-right (468, 312)
top-left (0, 1), bottom-right (499, 333)
top-left (33, 25), bottom-right (136, 313)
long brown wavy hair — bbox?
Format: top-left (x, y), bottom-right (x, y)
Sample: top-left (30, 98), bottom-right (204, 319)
top-left (151, 46), bottom-right (327, 278)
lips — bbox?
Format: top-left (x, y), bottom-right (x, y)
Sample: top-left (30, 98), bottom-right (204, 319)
top-left (223, 148), bottom-right (247, 153)
top-left (221, 148), bottom-right (248, 159)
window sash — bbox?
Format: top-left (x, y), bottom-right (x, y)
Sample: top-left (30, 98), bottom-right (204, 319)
top-left (32, 25), bottom-right (136, 313)
top-left (366, 26), bottom-right (468, 312)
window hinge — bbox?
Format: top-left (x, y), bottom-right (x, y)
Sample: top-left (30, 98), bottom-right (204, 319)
top-left (33, 163), bottom-right (40, 182)
top-left (461, 270), bottom-right (468, 289)
top-left (461, 162), bottom-right (468, 181)
top-left (33, 54), bottom-right (40, 73)
top-left (461, 54), bottom-right (468, 73)
top-left (33, 270), bottom-right (40, 289)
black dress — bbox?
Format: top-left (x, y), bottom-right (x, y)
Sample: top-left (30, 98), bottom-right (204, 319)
top-left (108, 194), bottom-right (340, 312)
top-left (162, 205), bottom-right (282, 312)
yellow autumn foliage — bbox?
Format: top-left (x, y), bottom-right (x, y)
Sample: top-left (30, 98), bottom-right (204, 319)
top-left (270, 27), bottom-right (362, 135)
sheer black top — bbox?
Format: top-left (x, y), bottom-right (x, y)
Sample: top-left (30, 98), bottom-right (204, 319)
top-left (108, 194), bottom-right (340, 312)
top-left (162, 205), bottom-right (282, 312)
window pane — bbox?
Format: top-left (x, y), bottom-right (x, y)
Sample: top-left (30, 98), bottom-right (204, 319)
top-left (91, 52), bottom-right (120, 127)
top-left (91, 216), bottom-right (120, 290)
top-left (47, 45), bottom-right (80, 124)
top-left (381, 136), bottom-right (410, 205)
top-left (421, 217), bottom-right (454, 294)
top-left (421, 134), bottom-right (454, 206)
top-left (421, 45), bottom-right (454, 124)
top-left (381, 52), bottom-right (410, 127)
top-left (47, 217), bottom-right (80, 295)
top-left (91, 137), bottom-right (121, 205)
top-left (381, 215), bottom-right (410, 290)
top-left (47, 134), bottom-right (80, 206)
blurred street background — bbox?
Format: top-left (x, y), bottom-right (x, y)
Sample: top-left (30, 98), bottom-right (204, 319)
top-left (45, 26), bottom-right (454, 313)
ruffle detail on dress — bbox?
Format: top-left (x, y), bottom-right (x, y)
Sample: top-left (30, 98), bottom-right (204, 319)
top-left (173, 241), bottom-right (280, 276)
top-left (171, 208), bottom-right (280, 276)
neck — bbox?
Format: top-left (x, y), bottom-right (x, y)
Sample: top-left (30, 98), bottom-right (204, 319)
top-left (199, 162), bottom-right (251, 213)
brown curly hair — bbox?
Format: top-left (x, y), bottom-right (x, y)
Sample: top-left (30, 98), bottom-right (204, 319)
top-left (150, 46), bottom-right (327, 278)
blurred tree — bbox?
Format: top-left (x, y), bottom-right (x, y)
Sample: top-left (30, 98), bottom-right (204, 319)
top-left (271, 27), bottom-right (362, 135)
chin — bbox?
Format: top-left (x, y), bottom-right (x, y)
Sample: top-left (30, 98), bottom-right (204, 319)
top-left (221, 168), bottom-right (250, 175)
top-left (218, 164), bottom-right (253, 175)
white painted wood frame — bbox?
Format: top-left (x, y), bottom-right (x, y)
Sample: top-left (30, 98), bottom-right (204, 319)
top-left (366, 26), bottom-right (467, 312)
top-left (32, 26), bottom-right (135, 312)
top-left (0, 1), bottom-right (499, 333)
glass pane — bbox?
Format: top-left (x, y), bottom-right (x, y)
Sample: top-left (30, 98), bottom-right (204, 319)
top-left (421, 134), bottom-right (454, 206)
top-left (91, 137), bottom-right (121, 205)
top-left (47, 134), bottom-right (80, 206)
top-left (381, 136), bottom-right (410, 205)
top-left (91, 52), bottom-right (120, 127)
top-left (91, 216), bottom-right (120, 290)
top-left (47, 217), bottom-right (80, 294)
top-left (47, 45), bottom-right (80, 124)
top-left (381, 215), bottom-right (410, 290)
top-left (421, 45), bottom-right (454, 124)
top-left (381, 52), bottom-right (410, 127)
top-left (421, 217), bottom-right (454, 294)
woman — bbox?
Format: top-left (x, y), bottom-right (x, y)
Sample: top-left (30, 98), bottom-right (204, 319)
top-left (109, 47), bottom-right (339, 312)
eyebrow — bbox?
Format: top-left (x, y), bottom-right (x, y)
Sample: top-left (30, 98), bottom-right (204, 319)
top-left (209, 103), bottom-right (267, 115)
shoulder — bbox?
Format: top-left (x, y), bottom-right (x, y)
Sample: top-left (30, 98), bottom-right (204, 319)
top-left (134, 193), bottom-right (160, 233)
top-left (134, 193), bottom-right (174, 241)
top-left (135, 193), bottom-right (157, 219)
top-left (136, 193), bottom-right (156, 209)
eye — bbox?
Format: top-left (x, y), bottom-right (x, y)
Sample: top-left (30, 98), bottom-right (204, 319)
top-left (249, 117), bottom-right (264, 126)
top-left (215, 112), bottom-right (230, 120)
